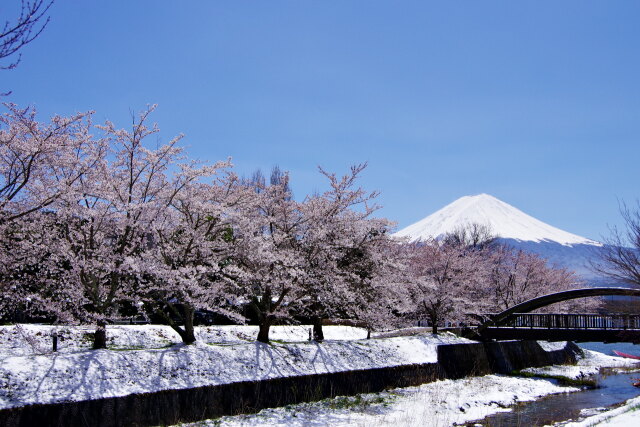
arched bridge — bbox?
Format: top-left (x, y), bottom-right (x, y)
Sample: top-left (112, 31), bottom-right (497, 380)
top-left (469, 287), bottom-right (640, 343)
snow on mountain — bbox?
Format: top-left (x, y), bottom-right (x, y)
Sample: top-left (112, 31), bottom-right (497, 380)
top-left (395, 194), bottom-right (598, 246)
top-left (394, 194), bottom-right (605, 281)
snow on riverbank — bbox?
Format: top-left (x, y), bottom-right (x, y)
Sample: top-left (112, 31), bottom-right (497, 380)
top-left (0, 324), bottom-right (472, 410)
top-left (520, 349), bottom-right (640, 380)
top-left (557, 395), bottom-right (640, 426)
top-left (186, 375), bottom-right (579, 427)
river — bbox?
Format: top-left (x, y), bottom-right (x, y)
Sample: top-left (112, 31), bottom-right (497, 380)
top-left (473, 342), bottom-right (640, 426)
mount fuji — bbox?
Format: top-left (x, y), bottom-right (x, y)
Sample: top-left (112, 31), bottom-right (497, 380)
top-left (394, 194), bottom-right (605, 282)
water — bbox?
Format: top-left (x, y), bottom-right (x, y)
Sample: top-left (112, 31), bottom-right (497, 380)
top-left (579, 341), bottom-right (640, 357)
top-left (472, 343), bottom-right (640, 426)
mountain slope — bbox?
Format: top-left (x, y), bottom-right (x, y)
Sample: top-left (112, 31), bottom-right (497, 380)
top-left (395, 194), bottom-right (598, 246)
top-left (395, 194), bottom-right (604, 281)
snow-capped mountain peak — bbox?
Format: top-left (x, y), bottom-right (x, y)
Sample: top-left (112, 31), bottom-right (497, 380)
top-left (394, 194), bottom-right (598, 246)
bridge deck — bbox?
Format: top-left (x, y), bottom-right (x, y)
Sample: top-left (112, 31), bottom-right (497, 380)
top-left (499, 313), bottom-right (640, 330)
top-left (481, 327), bottom-right (640, 343)
top-left (476, 313), bottom-right (640, 343)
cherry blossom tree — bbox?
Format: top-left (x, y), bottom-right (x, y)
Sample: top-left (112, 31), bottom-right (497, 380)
top-left (406, 239), bottom-right (491, 334)
top-left (0, 212), bottom-right (75, 322)
top-left (143, 170), bottom-right (248, 345)
top-left (0, 103), bottom-right (100, 225)
top-left (47, 105), bottom-right (215, 348)
top-left (330, 233), bottom-right (410, 337)
top-left (295, 164), bottom-right (400, 340)
top-left (486, 244), bottom-right (579, 311)
top-left (234, 172), bottom-right (306, 343)
top-left (0, 104), bottom-right (103, 320)
top-left (233, 164), bottom-right (405, 343)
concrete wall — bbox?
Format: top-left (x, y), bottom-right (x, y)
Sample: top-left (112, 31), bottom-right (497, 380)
top-left (0, 341), bottom-right (582, 427)
top-left (437, 340), bottom-right (581, 379)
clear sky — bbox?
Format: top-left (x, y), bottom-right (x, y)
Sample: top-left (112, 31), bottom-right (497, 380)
top-left (2, 1), bottom-right (639, 241)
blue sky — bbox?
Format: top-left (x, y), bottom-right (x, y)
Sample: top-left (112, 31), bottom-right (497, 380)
top-left (2, 1), bottom-right (639, 240)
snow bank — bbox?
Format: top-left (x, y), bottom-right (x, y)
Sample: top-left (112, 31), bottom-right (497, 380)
top-left (558, 395), bottom-right (640, 426)
top-left (192, 375), bottom-right (578, 427)
top-left (521, 349), bottom-right (640, 380)
top-left (0, 325), bottom-right (472, 410)
top-left (538, 341), bottom-right (571, 352)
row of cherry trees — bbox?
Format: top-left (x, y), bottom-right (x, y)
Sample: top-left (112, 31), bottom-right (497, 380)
top-left (0, 104), bottom-right (581, 347)
top-left (407, 235), bottom-right (581, 334)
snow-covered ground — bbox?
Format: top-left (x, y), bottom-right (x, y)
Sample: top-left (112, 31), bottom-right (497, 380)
top-left (182, 344), bottom-right (640, 427)
top-left (521, 349), bottom-right (639, 380)
top-left (557, 395), bottom-right (640, 426)
top-left (187, 375), bottom-right (578, 427)
top-left (0, 324), bottom-right (379, 357)
top-left (0, 324), bottom-right (472, 410)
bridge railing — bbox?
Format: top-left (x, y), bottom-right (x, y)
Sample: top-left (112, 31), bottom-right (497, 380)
top-left (490, 313), bottom-right (640, 330)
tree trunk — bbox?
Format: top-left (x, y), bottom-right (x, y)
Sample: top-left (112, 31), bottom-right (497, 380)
top-left (93, 320), bottom-right (107, 349)
top-left (170, 305), bottom-right (196, 345)
top-left (175, 327), bottom-right (196, 345)
top-left (181, 305), bottom-right (196, 344)
top-left (430, 314), bottom-right (439, 335)
top-left (168, 305), bottom-right (197, 345)
top-left (156, 303), bottom-right (198, 345)
top-left (312, 316), bottom-right (324, 342)
top-left (257, 319), bottom-right (272, 343)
